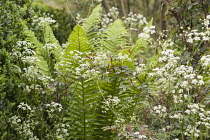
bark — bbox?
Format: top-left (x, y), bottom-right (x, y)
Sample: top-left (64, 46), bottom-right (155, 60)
top-left (120, 0), bottom-right (126, 17)
top-left (102, 0), bottom-right (117, 20)
top-left (161, 0), bottom-right (168, 37)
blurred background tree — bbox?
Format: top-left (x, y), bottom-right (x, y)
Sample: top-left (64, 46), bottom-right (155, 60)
top-left (35, 0), bottom-right (168, 36)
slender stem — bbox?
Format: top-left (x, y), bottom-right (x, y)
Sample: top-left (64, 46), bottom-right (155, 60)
top-left (63, 0), bottom-right (76, 24)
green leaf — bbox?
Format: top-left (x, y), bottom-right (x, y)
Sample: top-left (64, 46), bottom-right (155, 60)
top-left (66, 25), bottom-right (93, 52)
top-left (100, 19), bottom-right (129, 54)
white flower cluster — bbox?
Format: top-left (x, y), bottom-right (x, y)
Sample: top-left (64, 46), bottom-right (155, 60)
top-left (186, 15), bottom-right (210, 43)
top-left (22, 47), bottom-right (36, 55)
top-left (99, 7), bottom-right (119, 32)
top-left (100, 15), bottom-right (113, 30)
top-left (10, 117), bottom-right (39, 140)
top-left (9, 115), bottom-right (21, 125)
top-left (38, 17), bottom-right (56, 25)
top-left (18, 102), bottom-right (32, 110)
top-left (200, 55), bottom-right (210, 68)
top-left (204, 15), bottom-right (210, 28)
top-left (133, 132), bottom-right (147, 139)
top-left (17, 41), bottom-right (32, 47)
top-left (92, 52), bottom-right (109, 67)
top-left (169, 113), bottom-right (183, 119)
top-left (55, 124), bottom-right (70, 139)
top-left (103, 95), bottom-right (121, 106)
top-left (138, 26), bottom-right (155, 39)
top-left (22, 56), bottom-right (39, 64)
top-left (22, 66), bottom-right (39, 81)
top-left (122, 12), bottom-right (147, 30)
top-left (11, 41), bottom-right (34, 58)
top-left (184, 125), bottom-right (200, 137)
top-left (45, 102), bottom-right (63, 112)
top-left (107, 7), bottom-right (119, 17)
top-left (174, 65), bottom-right (204, 92)
top-left (186, 29), bottom-right (209, 43)
top-left (149, 49), bottom-right (204, 93)
top-left (185, 103), bottom-right (210, 128)
top-left (143, 26), bottom-right (156, 34)
top-left (152, 105), bottom-right (167, 118)
top-left (138, 33), bottom-right (150, 39)
top-left (116, 53), bottom-right (132, 62)
top-left (173, 94), bottom-right (189, 103)
top-left (185, 103), bottom-right (204, 114)
top-left (133, 64), bottom-right (146, 76)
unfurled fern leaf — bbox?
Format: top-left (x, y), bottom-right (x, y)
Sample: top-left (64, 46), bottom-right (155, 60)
top-left (21, 20), bottom-right (43, 49)
top-left (66, 25), bottom-right (93, 52)
top-left (100, 19), bottom-right (129, 53)
top-left (128, 18), bottom-right (154, 58)
top-left (82, 4), bottom-right (102, 44)
top-left (95, 72), bottom-right (139, 139)
top-left (35, 49), bottom-right (56, 78)
top-left (66, 77), bottom-right (100, 140)
top-left (129, 37), bottom-right (148, 57)
top-left (21, 21), bottom-right (61, 78)
top-left (42, 22), bottom-right (63, 62)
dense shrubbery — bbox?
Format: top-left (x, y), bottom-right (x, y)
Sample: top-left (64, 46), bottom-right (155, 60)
top-left (0, 1), bottom-right (210, 140)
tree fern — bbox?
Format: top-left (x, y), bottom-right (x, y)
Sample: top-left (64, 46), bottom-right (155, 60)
top-left (100, 19), bottom-right (129, 53)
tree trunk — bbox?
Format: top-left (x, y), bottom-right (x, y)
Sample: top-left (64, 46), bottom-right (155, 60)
top-left (102, 0), bottom-right (117, 20)
top-left (161, 1), bottom-right (168, 31)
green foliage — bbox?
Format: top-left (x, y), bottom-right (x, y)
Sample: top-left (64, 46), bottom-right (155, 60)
top-left (101, 19), bottom-right (129, 53)
top-left (0, 0), bottom-right (26, 49)
top-left (66, 25), bottom-right (93, 52)
top-left (30, 2), bottom-right (73, 44)
top-left (2, 2), bottom-right (210, 140)
top-left (21, 20), bottom-right (63, 78)
top-left (66, 78), bottom-right (100, 140)
top-left (167, 0), bottom-right (210, 67)
top-left (82, 4), bottom-right (102, 45)
top-left (42, 22), bottom-right (63, 62)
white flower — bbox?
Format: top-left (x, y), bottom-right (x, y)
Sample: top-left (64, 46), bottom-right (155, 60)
top-left (185, 110), bottom-right (191, 114)
top-left (191, 79), bottom-right (197, 84)
top-left (138, 33), bottom-right (150, 38)
top-left (194, 37), bottom-right (200, 40)
top-left (187, 38), bottom-right (193, 43)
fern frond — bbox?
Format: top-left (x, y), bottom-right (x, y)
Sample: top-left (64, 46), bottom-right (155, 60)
top-left (100, 19), bottom-right (129, 54)
top-left (128, 18), bottom-right (154, 58)
top-left (66, 25), bottom-right (93, 52)
top-left (42, 22), bottom-right (63, 62)
top-left (82, 4), bottom-right (102, 44)
top-left (129, 37), bottom-right (148, 57)
top-left (94, 73), bottom-right (138, 139)
top-left (65, 77), bottom-right (100, 140)
top-left (35, 49), bottom-right (56, 78)
top-left (21, 20), bottom-right (43, 49)
top-left (21, 20), bottom-right (60, 78)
